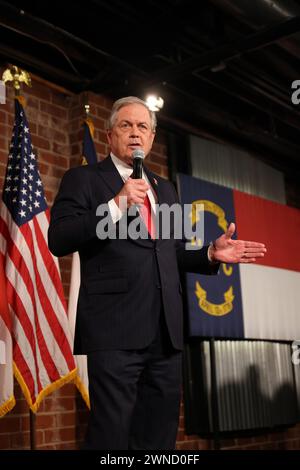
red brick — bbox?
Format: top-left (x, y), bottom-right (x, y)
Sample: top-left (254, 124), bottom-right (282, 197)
top-left (32, 135), bottom-right (51, 151)
top-left (25, 107), bottom-right (39, 124)
top-left (38, 125), bottom-right (67, 144)
top-left (95, 129), bottom-right (108, 143)
top-left (7, 114), bottom-right (14, 126)
top-left (42, 397), bottom-right (74, 413)
top-left (69, 119), bottom-right (81, 132)
top-left (13, 397), bottom-right (30, 414)
top-left (39, 151), bottom-right (68, 169)
top-left (37, 444), bottom-right (56, 450)
top-left (70, 105), bottom-right (84, 120)
top-left (176, 429), bottom-right (186, 441)
top-left (0, 163), bottom-right (6, 179)
top-left (90, 94), bottom-right (106, 107)
top-left (58, 257), bottom-right (72, 272)
top-left (44, 426), bottom-right (75, 443)
top-left (0, 434), bottom-right (11, 449)
top-left (36, 414), bottom-right (56, 429)
top-left (0, 137), bottom-right (7, 151)
top-left (27, 97), bottom-right (39, 110)
top-left (56, 412), bottom-right (76, 427)
top-left (55, 441), bottom-right (77, 450)
top-left (0, 110), bottom-right (6, 123)
top-left (37, 112), bottom-right (51, 127)
top-left (36, 429), bottom-right (45, 446)
top-left (29, 122), bottom-right (37, 134)
top-left (10, 431), bottom-right (30, 449)
top-left (51, 93), bottom-right (69, 107)
top-left (69, 130), bottom-right (83, 143)
top-left (38, 162), bottom-right (50, 176)
top-left (176, 440), bottom-right (199, 450)
top-left (94, 142), bottom-right (106, 155)
top-left (91, 116), bottom-right (106, 130)
top-left (21, 416), bottom-right (30, 431)
top-left (71, 143), bottom-right (80, 156)
top-left (52, 142), bottom-right (70, 156)
top-left (44, 189), bottom-right (54, 203)
top-left (198, 439), bottom-right (212, 450)
top-left (0, 416), bottom-right (20, 433)
top-left (26, 83), bottom-right (51, 102)
top-left (40, 101), bottom-right (67, 120)
top-left (96, 107), bottom-right (110, 120)
top-left (57, 383), bottom-right (77, 397)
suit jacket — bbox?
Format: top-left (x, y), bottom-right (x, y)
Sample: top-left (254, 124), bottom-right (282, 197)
top-left (48, 156), bottom-right (218, 353)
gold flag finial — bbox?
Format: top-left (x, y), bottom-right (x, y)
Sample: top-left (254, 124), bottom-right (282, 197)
top-left (2, 65), bottom-right (32, 93)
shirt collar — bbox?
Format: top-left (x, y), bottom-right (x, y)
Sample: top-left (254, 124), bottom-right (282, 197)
top-left (110, 152), bottom-right (133, 181)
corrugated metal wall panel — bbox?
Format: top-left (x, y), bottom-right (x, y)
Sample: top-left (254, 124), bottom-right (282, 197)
top-left (196, 340), bottom-right (299, 432)
top-left (190, 135), bottom-right (286, 203)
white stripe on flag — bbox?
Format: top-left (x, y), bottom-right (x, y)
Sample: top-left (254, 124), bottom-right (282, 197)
top-left (68, 252), bottom-right (89, 407)
top-left (240, 264), bottom-right (300, 341)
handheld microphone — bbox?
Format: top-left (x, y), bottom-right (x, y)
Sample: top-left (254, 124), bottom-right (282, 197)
top-left (132, 149), bottom-right (145, 179)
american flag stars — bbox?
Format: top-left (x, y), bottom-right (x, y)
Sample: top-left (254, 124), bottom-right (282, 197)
top-left (2, 103), bottom-right (47, 226)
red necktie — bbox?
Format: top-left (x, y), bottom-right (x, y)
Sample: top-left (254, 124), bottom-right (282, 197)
top-left (139, 193), bottom-right (156, 239)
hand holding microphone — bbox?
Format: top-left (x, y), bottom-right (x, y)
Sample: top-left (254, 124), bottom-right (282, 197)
top-left (114, 149), bottom-right (149, 209)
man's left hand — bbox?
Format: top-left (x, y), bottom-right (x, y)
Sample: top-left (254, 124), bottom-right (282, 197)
top-left (208, 222), bottom-right (267, 264)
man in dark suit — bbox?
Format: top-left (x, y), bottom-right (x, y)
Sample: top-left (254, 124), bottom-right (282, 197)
top-left (48, 96), bottom-right (266, 450)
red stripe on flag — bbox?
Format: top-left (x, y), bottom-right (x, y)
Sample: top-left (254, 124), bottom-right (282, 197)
top-left (13, 341), bottom-right (36, 404)
top-left (0, 252), bottom-right (11, 331)
top-left (20, 223), bottom-right (75, 370)
top-left (233, 190), bottom-right (300, 272)
top-left (33, 216), bottom-right (67, 312)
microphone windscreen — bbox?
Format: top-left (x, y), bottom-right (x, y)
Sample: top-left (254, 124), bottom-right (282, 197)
top-left (132, 149), bottom-right (145, 160)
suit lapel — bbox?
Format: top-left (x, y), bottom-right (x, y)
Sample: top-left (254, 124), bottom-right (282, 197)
top-left (144, 165), bottom-right (162, 204)
top-left (96, 155), bottom-right (124, 196)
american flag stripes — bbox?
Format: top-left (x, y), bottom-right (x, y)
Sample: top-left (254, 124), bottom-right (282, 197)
top-left (0, 252), bottom-right (15, 417)
top-left (0, 98), bottom-right (76, 412)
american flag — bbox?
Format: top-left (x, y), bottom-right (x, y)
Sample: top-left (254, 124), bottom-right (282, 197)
top-left (0, 98), bottom-right (76, 412)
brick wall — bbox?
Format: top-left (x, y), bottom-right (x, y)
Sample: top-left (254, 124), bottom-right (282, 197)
top-left (0, 69), bottom-right (300, 450)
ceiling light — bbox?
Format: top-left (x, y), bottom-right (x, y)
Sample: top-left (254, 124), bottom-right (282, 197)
top-left (145, 95), bottom-right (164, 112)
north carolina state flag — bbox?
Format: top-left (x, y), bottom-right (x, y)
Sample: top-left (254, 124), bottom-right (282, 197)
top-left (178, 174), bottom-right (300, 341)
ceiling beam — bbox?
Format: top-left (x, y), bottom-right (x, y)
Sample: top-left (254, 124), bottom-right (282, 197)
top-left (144, 16), bottom-right (300, 86)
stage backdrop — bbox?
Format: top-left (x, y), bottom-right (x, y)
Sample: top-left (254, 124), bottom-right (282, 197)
top-left (177, 173), bottom-right (300, 341)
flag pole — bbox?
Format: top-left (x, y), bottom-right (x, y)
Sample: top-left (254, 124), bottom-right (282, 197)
top-left (3, 65), bottom-right (37, 450)
top-left (29, 410), bottom-right (37, 450)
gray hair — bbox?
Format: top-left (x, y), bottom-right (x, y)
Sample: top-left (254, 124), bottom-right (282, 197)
top-left (108, 96), bottom-right (157, 132)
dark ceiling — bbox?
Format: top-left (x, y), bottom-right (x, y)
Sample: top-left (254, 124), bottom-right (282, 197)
top-left (1, 0), bottom-right (300, 183)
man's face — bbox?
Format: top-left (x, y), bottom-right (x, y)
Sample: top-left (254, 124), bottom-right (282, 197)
top-left (107, 103), bottom-right (155, 165)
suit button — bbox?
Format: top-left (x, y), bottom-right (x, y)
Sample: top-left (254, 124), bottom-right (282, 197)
top-left (155, 247), bottom-right (160, 253)
top-left (156, 284), bottom-right (162, 289)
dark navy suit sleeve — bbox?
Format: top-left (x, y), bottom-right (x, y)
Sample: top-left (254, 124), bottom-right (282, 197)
top-left (48, 166), bottom-right (108, 257)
